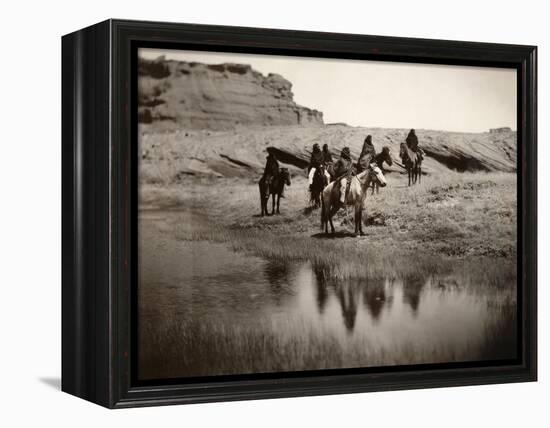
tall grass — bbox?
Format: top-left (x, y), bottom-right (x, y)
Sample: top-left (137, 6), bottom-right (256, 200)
top-left (139, 309), bottom-right (517, 380)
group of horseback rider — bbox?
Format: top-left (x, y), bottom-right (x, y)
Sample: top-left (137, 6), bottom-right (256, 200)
top-left (307, 143), bottom-right (333, 186)
top-left (307, 134), bottom-right (377, 205)
top-left (261, 129), bottom-right (423, 203)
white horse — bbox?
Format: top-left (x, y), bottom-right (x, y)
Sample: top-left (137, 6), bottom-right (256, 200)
top-left (321, 164), bottom-right (387, 236)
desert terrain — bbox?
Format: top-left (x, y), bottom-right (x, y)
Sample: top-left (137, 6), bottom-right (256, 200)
top-left (137, 56), bottom-right (518, 379)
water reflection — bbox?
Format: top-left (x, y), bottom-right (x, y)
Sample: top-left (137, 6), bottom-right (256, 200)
top-left (313, 267), bottom-right (329, 314)
top-left (140, 212), bottom-right (517, 376)
top-left (312, 271), bottom-right (398, 330)
top-left (336, 283), bottom-right (359, 333)
top-left (264, 260), bottom-right (292, 306)
top-left (402, 275), bottom-right (425, 316)
top-left (363, 278), bottom-right (387, 323)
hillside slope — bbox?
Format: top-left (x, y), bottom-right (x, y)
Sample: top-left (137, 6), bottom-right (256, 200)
top-left (139, 125), bottom-right (517, 183)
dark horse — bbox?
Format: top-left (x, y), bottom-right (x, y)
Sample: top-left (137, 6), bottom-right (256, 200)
top-left (399, 143), bottom-right (421, 186)
top-left (309, 165), bottom-right (329, 208)
top-left (371, 146), bottom-right (393, 194)
top-left (259, 168), bottom-right (291, 216)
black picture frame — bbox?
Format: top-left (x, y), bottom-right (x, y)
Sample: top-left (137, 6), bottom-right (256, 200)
top-left (62, 19), bottom-right (537, 408)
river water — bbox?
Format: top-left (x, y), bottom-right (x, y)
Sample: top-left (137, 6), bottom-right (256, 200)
top-left (138, 210), bottom-right (517, 379)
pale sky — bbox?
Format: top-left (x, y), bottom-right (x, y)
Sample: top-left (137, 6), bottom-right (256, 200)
top-left (140, 48), bottom-right (517, 133)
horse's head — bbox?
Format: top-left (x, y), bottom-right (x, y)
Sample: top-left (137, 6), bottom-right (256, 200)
top-left (280, 168), bottom-right (291, 186)
top-left (369, 163), bottom-right (387, 187)
top-left (382, 146), bottom-right (393, 166)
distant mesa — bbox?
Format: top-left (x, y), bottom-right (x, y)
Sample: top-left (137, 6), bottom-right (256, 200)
top-left (489, 127), bottom-right (513, 134)
top-left (138, 57), bottom-right (324, 130)
top-left (326, 122), bottom-right (350, 127)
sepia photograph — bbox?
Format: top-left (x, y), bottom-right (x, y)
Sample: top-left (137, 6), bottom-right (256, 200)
top-left (137, 47), bottom-right (518, 381)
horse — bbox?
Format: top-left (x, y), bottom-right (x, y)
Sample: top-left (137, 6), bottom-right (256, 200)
top-left (325, 162), bottom-right (335, 181)
top-left (259, 168), bottom-right (291, 216)
top-left (399, 143), bottom-right (421, 186)
top-left (320, 164), bottom-right (387, 236)
top-left (309, 165), bottom-right (329, 208)
top-left (370, 146), bottom-right (393, 194)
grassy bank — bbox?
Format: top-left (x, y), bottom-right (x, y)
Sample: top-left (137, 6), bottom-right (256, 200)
top-left (139, 170), bottom-right (517, 281)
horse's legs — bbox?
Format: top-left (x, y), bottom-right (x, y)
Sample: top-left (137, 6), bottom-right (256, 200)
top-left (355, 204), bottom-right (364, 236)
top-left (259, 184), bottom-right (264, 216)
top-left (359, 205), bottom-right (365, 235)
top-left (260, 197), bottom-right (264, 217)
top-left (276, 194), bottom-right (281, 214)
top-left (353, 206), bottom-right (359, 236)
top-left (418, 165), bottom-right (422, 183)
top-left (271, 194), bottom-right (275, 215)
top-left (329, 205), bottom-right (338, 234)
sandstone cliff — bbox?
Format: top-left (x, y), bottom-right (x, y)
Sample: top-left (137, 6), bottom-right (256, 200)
top-left (138, 56), bottom-right (324, 130)
top-left (139, 125), bottom-right (517, 181)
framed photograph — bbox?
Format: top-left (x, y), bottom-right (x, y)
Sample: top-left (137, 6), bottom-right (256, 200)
top-left (62, 19), bottom-right (537, 408)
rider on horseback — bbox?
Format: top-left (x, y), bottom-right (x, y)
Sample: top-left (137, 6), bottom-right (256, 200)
top-left (356, 135), bottom-right (376, 174)
top-left (406, 129), bottom-right (424, 161)
top-left (308, 143), bottom-right (330, 190)
top-left (333, 146), bottom-right (354, 205)
top-left (322, 143), bottom-right (333, 164)
top-left (262, 151), bottom-right (284, 197)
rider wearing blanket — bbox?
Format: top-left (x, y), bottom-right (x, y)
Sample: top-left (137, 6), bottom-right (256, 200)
top-left (308, 143), bottom-right (330, 190)
top-left (356, 135), bottom-right (376, 174)
top-left (322, 143), bottom-right (333, 164)
top-left (262, 151), bottom-right (284, 197)
top-left (333, 146), bottom-right (354, 205)
top-left (406, 129), bottom-right (424, 161)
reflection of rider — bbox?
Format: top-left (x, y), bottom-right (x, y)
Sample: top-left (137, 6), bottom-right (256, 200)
top-left (356, 135), bottom-right (376, 174)
top-left (308, 143), bottom-right (330, 189)
top-left (334, 146), bottom-right (353, 205)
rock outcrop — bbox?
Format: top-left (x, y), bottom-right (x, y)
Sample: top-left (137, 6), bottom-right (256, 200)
top-left (139, 125), bottom-right (517, 181)
top-left (138, 57), bottom-right (324, 130)
top-left (490, 127), bottom-right (512, 134)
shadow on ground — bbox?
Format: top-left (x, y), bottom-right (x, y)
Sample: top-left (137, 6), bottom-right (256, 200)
top-left (311, 231), bottom-right (361, 239)
top-left (38, 377), bottom-right (61, 390)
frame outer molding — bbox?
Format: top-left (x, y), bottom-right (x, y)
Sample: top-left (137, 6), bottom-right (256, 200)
top-left (62, 19), bottom-right (537, 409)
top-left (62, 20), bottom-right (112, 407)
